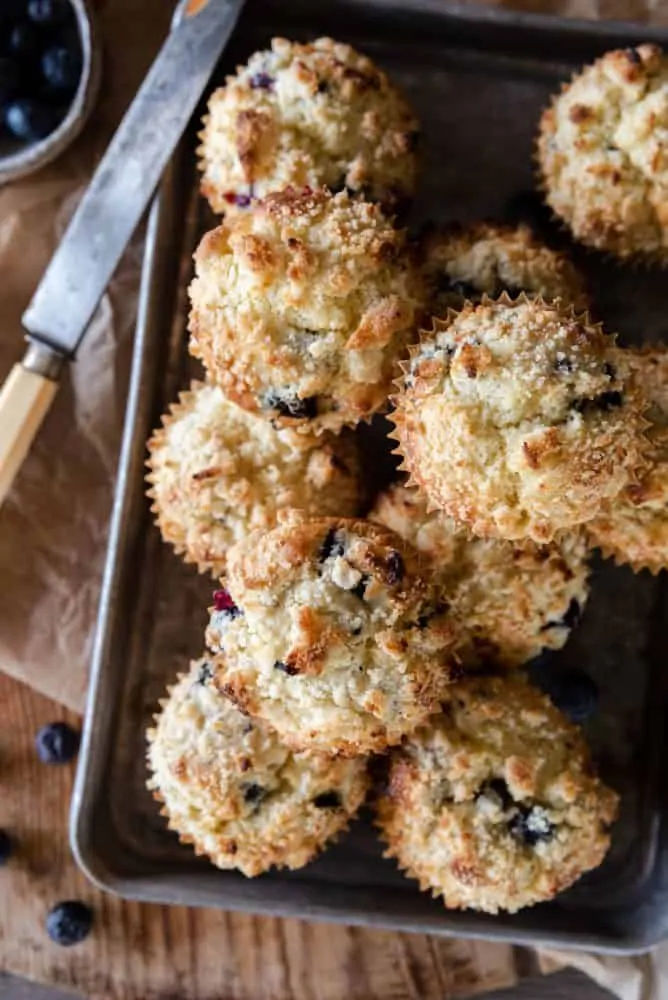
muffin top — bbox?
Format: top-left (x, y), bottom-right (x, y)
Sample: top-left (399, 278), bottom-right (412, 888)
top-left (376, 674), bottom-right (618, 913)
top-left (198, 36), bottom-right (419, 217)
top-left (538, 44), bottom-right (668, 261)
top-left (586, 345), bottom-right (668, 573)
top-left (420, 222), bottom-right (587, 315)
top-left (391, 297), bottom-right (648, 541)
top-left (189, 187), bottom-right (425, 434)
top-left (146, 382), bottom-right (362, 577)
top-left (147, 660), bottom-right (370, 876)
top-left (206, 515), bottom-right (457, 756)
top-left (371, 482), bottom-right (590, 669)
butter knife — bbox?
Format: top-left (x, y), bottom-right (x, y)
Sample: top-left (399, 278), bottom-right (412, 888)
top-left (0, 0), bottom-right (245, 505)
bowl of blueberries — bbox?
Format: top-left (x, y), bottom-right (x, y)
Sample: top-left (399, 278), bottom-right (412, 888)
top-left (0, 0), bottom-right (101, 184)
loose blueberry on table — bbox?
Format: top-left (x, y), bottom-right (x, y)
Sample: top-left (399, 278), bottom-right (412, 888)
top-left (0, 0), bottom-right (82, 145)
top-left (46, 900), bottom-right (93, 946)
top-left (35, 721), bottom-right (81, 764)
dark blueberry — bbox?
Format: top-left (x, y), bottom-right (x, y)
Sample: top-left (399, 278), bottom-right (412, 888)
top-left (313, 791), bottom-right (341, 808)
top-left (28, 0), bottom-right (71, 26)
top-left (212, 589), bottom-right (241, 618)
top-left (0, 57), bottom-right (20, 102)
top-left (264, 391), bottom-right (318, 420)
top-left (554, 356), bottom-right (574, 372)
top-left (35, 722), bottom-right (80, 764)
top-left (624, 47), bottom-right (642, 65)
top-left (8, 24), bottom-right (39, 59)
top-left (234, 192), bottom-right (251, 207)
top-left (242, 783), bottom-right (266, 804)
top-left (46, 900), bottom-right (93, 947)
top-left (316, 79), bottom-right (329, 94)
top-left (250, 72), bottom-right (274, 90)
top-left (351, 575), bottom-right (370, 600)
top-left (42, 46), bottom-right (81, 92)
top-left (5, 99), bottom-right (62, 141)
top-left (385, 550), bottom-right (404, 585)
top-left (540, 668), bottom-right (599, 723)
top-left (319, 527), bottom-right (344, 562)
top-left (0, 829), bottom-right (12, 865)
top-left (603, 362), bottom-right (616, 379)
top-left (573, 391), bottom-right (623, 414)
top-left (541, 597), bottom-right (581, 632)
top-left (196, 661), bottom-right (213, 685)
top-left (329, 175), bottom-right (346, 194)
top-left (482, 778), bottom-right (513, 810)
top-left (508, 805), bottom-right (554, 846)
top-left (274, 660), bottom-right (299, 676)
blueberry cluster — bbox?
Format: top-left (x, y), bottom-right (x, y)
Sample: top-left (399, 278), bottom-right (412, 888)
top-left (0, 0), bottom-right (82, 144)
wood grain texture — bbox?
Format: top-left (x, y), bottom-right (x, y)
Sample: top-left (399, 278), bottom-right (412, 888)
top-left (0, 673), bottom-right (520, 1000)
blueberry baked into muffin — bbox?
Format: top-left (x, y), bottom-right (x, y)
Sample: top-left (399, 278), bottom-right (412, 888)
top-left (371, 483), bottom-right (590, 670)
top-left (147, 659), bottom-right (370, 876)
top-left (376, 674), bottom-right (618, 913)
top-left (146, 381), bottom-right (362, 577)
top-left (420, 222), bottom-right (587, 316)
top-left (390, 296), bottom-right (648, 542)
top-left (206, 515), bottom-right (457, 757)
top-left (198, 36), bottom-right (419, 218)
top-left (189, 187), bottom-right (425, 434)
top-left (538, 44), bottom-right (668, 262)
top-left (586, 346), bottom-right (668, 573)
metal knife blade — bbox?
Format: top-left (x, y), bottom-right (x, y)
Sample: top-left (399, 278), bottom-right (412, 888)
top-left (22, 0), bottom-right (245, 358)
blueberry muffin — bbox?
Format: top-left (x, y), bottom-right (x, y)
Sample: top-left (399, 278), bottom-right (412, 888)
top-left (421, 222), bottom-right (587, 315)
top-left (376, 674), bottom-right (618, 914)
top-left (198, 36), bottom-right (419, 217)
top-left (147, 659), bottom-right (370, 876)
top-left (189, 188), bottom-right (424, 434)
top-left (371, 483), bottom-right (589, 670)
top-left (206, 515), bottom-right (457, 757)
top-left (538, 44), bottom-right (668, 262)
top-left (586, 346), bottom-right (668, 573)
top-left (146, 381), bottom-right (362, 577)
top-left (390, 297), bottom-right (648, 542)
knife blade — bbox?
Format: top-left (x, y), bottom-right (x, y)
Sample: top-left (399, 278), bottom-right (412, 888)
top-left (0, 0), bottom-right (245, 504)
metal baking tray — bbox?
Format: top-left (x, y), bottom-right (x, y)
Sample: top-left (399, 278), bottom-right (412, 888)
top-left (71, 0), bottom-right (668, 953)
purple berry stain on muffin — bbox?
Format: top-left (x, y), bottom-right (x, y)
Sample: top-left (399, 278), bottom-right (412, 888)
top-left (274, 660), bottom-right (299, 676)
top-left (213, 589), bottom-right (241, 618)
top-left (249, 71), bottom-right (274, 90)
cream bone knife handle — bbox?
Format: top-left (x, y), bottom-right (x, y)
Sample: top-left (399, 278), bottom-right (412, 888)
top-left (0, 342), bottom-right (63, 506)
